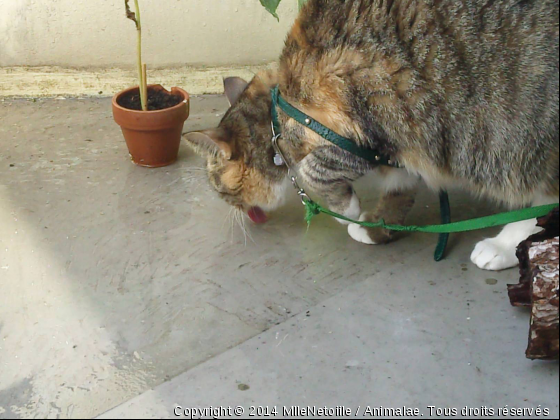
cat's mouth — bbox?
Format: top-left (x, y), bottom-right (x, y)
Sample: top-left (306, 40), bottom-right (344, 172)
top-left (248, 206), bottom-right (268, 224)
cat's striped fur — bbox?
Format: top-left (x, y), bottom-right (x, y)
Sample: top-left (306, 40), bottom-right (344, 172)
top-left (185, 0), bottom-right (559, 270)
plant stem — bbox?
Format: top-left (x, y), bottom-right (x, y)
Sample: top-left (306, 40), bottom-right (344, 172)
top-left (134, 0), bottom-right (147, 111)
top-left (142, 64), bottom-right (148, 110)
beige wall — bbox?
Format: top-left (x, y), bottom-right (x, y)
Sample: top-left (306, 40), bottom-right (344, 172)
top-left (0, 0), bottom-right (298, 68)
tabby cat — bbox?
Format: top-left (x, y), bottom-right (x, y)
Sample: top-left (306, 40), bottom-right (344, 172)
top-left (185, 0), bottom-right (559, 271)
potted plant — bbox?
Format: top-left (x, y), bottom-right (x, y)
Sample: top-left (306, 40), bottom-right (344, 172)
top-left (112, 0), bottom-right (190, 168)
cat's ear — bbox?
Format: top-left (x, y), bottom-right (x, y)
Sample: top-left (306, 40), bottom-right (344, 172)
top-left (184, 129), bottom-right (233, 160)
top-left (223, 77), bottom-right (249, 106)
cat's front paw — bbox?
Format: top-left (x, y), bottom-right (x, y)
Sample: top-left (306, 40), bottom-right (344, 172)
top-left (348, 223), bottom-right (379, 245)
top-left (471, 238), bottom-right (519, 271)
top-left (347, 212), bottom-right (395, 246)
top-left (334, 194), bottom-right (361, 226)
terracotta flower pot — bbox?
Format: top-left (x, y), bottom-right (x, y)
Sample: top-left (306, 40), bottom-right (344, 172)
top-left (112, 85), bottom-right (190, 168)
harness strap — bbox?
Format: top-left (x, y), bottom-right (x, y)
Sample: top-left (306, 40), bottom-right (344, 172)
top-left (271, 86), bottom-right (399, 167)
top-left (271, 85), bottom-right (453, 261)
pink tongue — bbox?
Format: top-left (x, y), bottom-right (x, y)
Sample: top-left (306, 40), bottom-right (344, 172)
top-left (248, 207), bottom-right (268, 224)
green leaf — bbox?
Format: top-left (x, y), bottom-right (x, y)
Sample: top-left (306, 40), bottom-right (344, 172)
top-left (259, 0), bottom-right (281, 21)
top-left (298, 0), bottom-right (308, 10)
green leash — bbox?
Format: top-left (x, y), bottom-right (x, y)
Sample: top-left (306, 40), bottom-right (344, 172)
top-left (270, 86), bottom-right (558, 261)
top-left (435, 191), bottom-right (451, 261)
top-left (304, 199), bottom-right (558, 236)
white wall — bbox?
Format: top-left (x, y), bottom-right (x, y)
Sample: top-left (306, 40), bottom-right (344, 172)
top-left (0, 0), bottom-right (298, 68)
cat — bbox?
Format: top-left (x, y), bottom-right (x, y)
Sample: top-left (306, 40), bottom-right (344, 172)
top-left (185, 0), bottom-right (559, 271)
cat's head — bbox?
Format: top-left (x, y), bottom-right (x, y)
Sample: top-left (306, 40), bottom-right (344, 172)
top-left (184, 72), bottom-right (288, 224)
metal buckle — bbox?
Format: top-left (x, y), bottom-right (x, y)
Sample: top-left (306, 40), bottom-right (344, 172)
top-left (298, 190), bottom-right (311, 206)
top-left (272, 128), bottom-right (311, 206)
top-left (291, 177), bottom-right (310, 206)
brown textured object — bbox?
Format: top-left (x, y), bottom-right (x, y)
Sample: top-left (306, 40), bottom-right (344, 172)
top-left (113, 85), bottom-right (190, 168)
top-left (509, 208), bottom-right (559, 360)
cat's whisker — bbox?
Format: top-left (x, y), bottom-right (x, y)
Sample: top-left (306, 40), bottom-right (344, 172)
top-left (232, 208), bottom-right (240, 244)
top-left (229, 207), bottom-right (236, 244)
top-left (239, 210), bottom-right (248, 247)
top-left (237, 210), bottom-right (247, 246)
top-left (233, 208), bottom-right (255, 247)
top-left (222, 206), bottom-right (234, 231)
top-left (232, 208), bottom-right (248, 246)
top-left (183, 166), bottom-right (206, 172)
top-left (240, 212), bottom-right (256, 245)
top-left (181, 175), bottom-right (202, 185)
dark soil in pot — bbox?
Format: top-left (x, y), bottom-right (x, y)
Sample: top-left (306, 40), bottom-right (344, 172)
top-left (117, 87), bottom-right (183, 111)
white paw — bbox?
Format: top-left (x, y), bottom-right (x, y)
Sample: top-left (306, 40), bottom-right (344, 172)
top-left (335, 194), bottom-right (361, 225)
top-left (348, 223), bottom-right (378, 245)
top-left (470, 239), bottom-right (519, 271)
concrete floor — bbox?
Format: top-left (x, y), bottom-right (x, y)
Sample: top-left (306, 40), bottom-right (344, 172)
top-left (0, 96), bottom-right (558, 419)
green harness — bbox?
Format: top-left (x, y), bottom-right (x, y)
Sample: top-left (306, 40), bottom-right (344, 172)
top-left (270, 86), bottom-right (558, 261)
